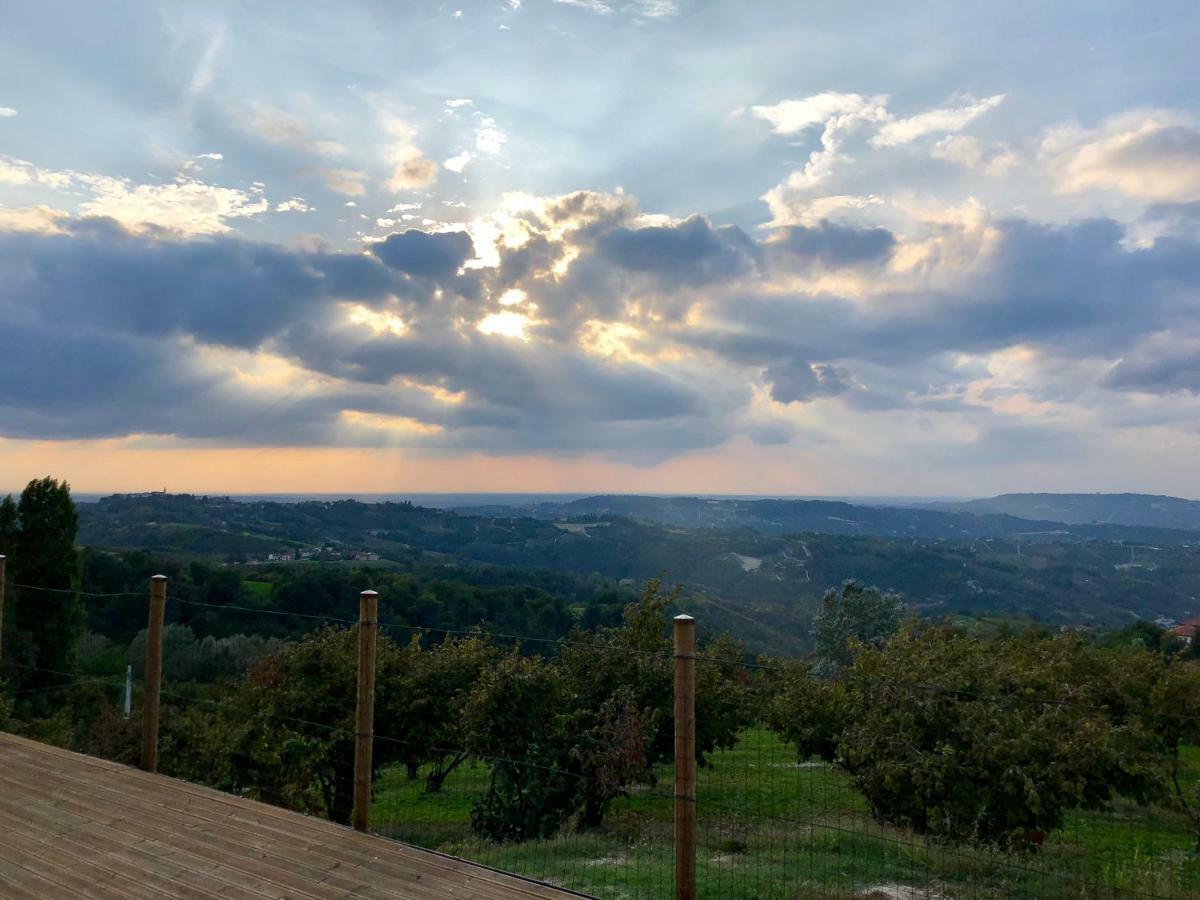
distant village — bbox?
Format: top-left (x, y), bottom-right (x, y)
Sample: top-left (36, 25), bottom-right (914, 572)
top-left (233, 544), bottom-right (381, 565)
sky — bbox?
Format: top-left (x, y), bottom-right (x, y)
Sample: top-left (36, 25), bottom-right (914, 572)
top-left (1, 0), bottom-right (1199, 497)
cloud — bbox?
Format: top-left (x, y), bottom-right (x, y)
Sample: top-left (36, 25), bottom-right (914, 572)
top-left (444, 151), bottom-right (473, 173)
top-left (553, 0), bottom-right (613, 13)
top-left (0, 107), bottom-right (17, 118)
top-left (0, 154), bottom-right (270, 234)
top-left (1044, 113), bottom-right (1200, 202)
top-left (77, 175), bottom-right (270, 235)
top-left (245, 103), bottom-right (346, 157)
top-left (751, 94), bottom-right (889, 214)
top-left (765, 221), bottom-right (896, 269)
top-left (1104, 333), bottom-right (1200, 395)
top-left (762, 193), bottom-right (884, 229)
top-left (383, 116), bottom-right (439, 192)
top-left (0, 154), bottom-right (74, 188)
top-left (475, 117), bottom-right (507, 154)
top-left (594, 214), bottom-right (758, 285)
top-left (0, 205), bottom-right (70, 234)
top-left (275, 197), bottom-right (312, 213)
top-left (182, 24), bottom-right (225, 116)
top-left (751, 93), bottom-right (886, 136)
top-left (1, 186), bottom-right (1198, 467)
top-left (871, 94), bottom-right (1006, 147)
top-left (370, 228), bottom-right (476, 279)
top-left (931, 134), bottom-right (1017, 176)
top-left (319, 168), bottom-right (368, 196)
top-left (765, 361), bottom-right (854, 404)
top-left (633, 0), bottom-right (678, 18)
top-left (753, 92), bottom-right (1008, 226)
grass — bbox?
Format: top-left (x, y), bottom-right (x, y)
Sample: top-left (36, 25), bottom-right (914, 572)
top-left (243, 579), bottom-right (272, 597)
top-left (371, 730), bottom-right (1200, 899)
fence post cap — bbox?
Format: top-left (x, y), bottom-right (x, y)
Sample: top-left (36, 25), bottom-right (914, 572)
top-left (360, 589), bottom-right (379, 597)
top-left (0, 553), bottom-right (6, 560)
top-left (673, 613), bottom-right (695, 622)
top-left (150, 573), bottom-right (168, 581)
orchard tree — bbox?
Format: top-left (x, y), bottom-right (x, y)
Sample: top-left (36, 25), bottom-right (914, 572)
top-left (464, 581), bottom-right (751, 841)
top-left (766, 623), bottom-right (1199, 849)
top-left (811, 580), bottom-right (905, 672)
top-left (384, 633), bottom-right (502, 792)
top-left (185, 626), bottom-right (413, 824)
top-left (164, 625), bottom-right (502, 825)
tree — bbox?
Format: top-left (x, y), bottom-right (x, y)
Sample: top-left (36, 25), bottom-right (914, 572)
top-left (766, 623), bottom-right (1194, 850)
top-left (164, 624), bottom-right (496, 825)
top-left (811, 580), bottom-right (904, 672)
top-left (176, 626), bottom-right (409, 824)
top-left (6, 478), bottom-right (82, 694)
top-left (0, 494), bottom-right (16, 556)
top-left (383, 634), bottom-right (501, 792)
top-left (463, 581), bottom-right (751, 841)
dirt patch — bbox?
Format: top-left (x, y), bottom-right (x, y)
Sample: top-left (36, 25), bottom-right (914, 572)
top-left (856, 883), bottom-right (952, 900)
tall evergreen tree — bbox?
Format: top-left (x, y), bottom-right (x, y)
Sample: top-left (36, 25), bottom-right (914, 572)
top-left (9, 478), bottom-right (82, 691)
top-left (0, 494), bottom-right (15, 666)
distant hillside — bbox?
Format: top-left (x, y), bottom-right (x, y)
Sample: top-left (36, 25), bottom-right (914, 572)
top-left (77, 493), bottom-right (1200, 655)
top-left (928, 493), bottom-right (1200, 532)
top-left (451, 494), bottom-right (1200, 546)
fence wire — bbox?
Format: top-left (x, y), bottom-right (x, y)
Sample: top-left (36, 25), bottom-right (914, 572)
top-left (3, 581), bottom-right (1199, 898)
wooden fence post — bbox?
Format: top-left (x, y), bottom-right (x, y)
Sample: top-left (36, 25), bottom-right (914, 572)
top-left (674, 613), bottom-right (697, 900)
top-left (352, 589), bottom-right (379, 832)
top-left (140, 574), bottom-right (167, 772)
top-left (0, 555), bottom-right (6, 660)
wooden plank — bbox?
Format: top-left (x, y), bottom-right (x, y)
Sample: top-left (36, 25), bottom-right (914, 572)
top-left (0, 732), bottom-right (588, 900)
top-left (4, 756), bottom-right (565, 900)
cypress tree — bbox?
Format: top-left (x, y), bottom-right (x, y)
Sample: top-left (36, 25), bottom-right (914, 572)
top-left (9, 478), bottom-right (82, 691)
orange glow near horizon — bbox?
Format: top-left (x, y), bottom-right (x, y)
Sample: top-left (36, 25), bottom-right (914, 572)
top-left (0, 437), bottom-right (833, 496)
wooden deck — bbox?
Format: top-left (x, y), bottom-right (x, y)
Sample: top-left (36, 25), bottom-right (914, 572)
top-left (0, 732), bottom-right (587, 899)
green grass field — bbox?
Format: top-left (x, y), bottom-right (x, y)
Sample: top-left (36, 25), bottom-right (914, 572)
top-left (371, 730), bottom-right (1200, 898)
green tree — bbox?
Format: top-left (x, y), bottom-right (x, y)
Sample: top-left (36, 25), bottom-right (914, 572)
top-left (811, 580), bottom-right (905, 672)
top-left (0, 493), bottom-right (16, 661)
top-left (209, 626), bottom-right (417, 824)
top-left (767, 624), bottom-right (1196, 849)
top-left (0, 494), bottom-right (16, 556)
top-left (6, 478), bottom-right (82, 693)
top-left (463, 581), bottom-right (751, 840)
top-left (385, 634), bottom-right (502, 792)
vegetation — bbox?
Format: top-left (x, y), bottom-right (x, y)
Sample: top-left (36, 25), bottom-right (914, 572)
top-left (0, 477), bottom-right (83, 696)
top-left (74, 492), bottom-right (1200, 655)
top-left (765, 625), bottom-right (1200, 851)
top-left (4, 478), bottom-right (1200, 896)
top-left (811, 580), bottom-right (905, 672)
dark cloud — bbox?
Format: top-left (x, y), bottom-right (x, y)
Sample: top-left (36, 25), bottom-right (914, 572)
top-left (688, 217), bottom-right (1200, 372)
top-left (370, 229), bottom-right (475, 279)
top-left (1104, 344), bottom-right (1200, 395)
top-left (764, 361), bottom-right (853, 404)
top-left (766, 221), bottom-right (896, 269)
top-left (1, 206), bottom-right (1197, 459)
top-left (0, 218), bottom-right (398, 350)
top-left (594, 215), bottom-right (759, 285)
top-left (0, 216), bottom-right (738, 452)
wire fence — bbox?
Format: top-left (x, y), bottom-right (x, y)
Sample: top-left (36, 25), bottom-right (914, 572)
top-left (684, 654), bottom-right (1200, 899)
top-left (2, 579), bottom-right (1199, 898)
